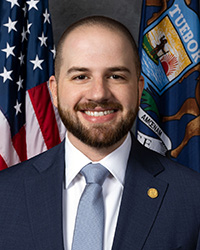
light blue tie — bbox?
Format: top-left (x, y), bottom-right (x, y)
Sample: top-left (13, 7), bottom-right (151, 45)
top-left (72, 163), bottom-right (109, 250)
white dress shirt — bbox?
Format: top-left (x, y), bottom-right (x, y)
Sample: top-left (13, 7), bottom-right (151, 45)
top-left (63, 132), bottom-right (132, 250)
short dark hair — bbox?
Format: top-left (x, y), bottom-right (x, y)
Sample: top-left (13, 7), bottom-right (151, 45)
top-left (54, 16), bottom-right (141, 79)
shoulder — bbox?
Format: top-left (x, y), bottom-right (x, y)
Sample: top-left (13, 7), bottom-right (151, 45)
top-left (0, 140), bottom-right (65, 184)
top-left (131, 135), bottom-right (200, 186)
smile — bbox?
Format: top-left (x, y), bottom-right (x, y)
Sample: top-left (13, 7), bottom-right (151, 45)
top-left (84, 110), bottom-right (115, 117)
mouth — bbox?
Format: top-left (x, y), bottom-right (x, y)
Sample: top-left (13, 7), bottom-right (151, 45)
top-left (84, 110), bottom-right (115, 117)
top-left (76, 101), bottom-right (123, 122)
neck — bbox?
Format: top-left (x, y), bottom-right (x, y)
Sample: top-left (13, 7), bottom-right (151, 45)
top-left (67, 133), bottom-right (128, 162)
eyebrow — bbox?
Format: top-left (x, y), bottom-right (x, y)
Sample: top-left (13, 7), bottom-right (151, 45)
top-left (67, 67), bottom-right (90, 75)
top-left (107, 67), bottom-right (131, 74)
top-left (67, 66), bottom-right (131, 75)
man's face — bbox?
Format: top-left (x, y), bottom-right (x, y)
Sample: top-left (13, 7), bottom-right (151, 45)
top-left (50, 25), bottom-right (144, 149)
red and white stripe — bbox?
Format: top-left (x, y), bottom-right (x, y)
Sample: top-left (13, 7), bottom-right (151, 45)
top-left (0, 82), bottom-right (65, 170)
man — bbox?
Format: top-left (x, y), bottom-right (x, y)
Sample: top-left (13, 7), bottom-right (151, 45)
top-left (0, 15), bottom-right (200, 250)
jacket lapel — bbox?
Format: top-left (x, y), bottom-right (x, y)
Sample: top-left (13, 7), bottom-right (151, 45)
top-left (25, 141), bottom-right (65, 250)
top-left (112, 137), bottom-right (169, 250)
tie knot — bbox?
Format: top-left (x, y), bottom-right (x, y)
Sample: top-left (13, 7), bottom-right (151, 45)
top-left (81, 163), bottom-right (109, 186)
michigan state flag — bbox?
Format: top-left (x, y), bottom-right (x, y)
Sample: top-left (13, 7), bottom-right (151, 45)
top-left (136, 0), bottom-right (200, 171)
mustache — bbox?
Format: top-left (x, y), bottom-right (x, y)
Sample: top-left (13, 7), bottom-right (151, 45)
top-left (75, 101), bottom-right (123, 111)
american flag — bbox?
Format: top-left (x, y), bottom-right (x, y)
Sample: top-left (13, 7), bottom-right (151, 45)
top-left (0, 0), bottom-right (65, 170)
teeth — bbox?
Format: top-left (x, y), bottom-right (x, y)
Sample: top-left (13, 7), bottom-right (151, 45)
top-left (85, 110), bottom-right (114, 117)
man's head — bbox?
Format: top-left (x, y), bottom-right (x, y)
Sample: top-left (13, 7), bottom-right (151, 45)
top-left (50, 16), bottom-right (144, 152)
top-left (54, 16), bottom-right (141, 81)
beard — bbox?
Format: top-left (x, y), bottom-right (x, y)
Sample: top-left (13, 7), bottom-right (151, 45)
top-left (58, 101), bottom-right (139, 148)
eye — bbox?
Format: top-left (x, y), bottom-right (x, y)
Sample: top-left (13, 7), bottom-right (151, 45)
top-left (109, 74), bottom-right (125, 80)
top-left (110, 74), bottom-right (120, 79)
top-left (73, 75), bottom-right (88, 80)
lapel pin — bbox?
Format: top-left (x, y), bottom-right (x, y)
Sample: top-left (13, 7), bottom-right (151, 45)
top-left (147, 188), bottom-right (159, 199)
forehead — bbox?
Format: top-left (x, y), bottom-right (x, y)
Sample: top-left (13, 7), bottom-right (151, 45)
top-left (62, 24), bottom-right (134, 56)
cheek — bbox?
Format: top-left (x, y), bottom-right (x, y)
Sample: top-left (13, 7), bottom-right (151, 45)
top-left (57, 84), bottom-right (83, 110)
top-left (115, 87), bottom-right (139, 110)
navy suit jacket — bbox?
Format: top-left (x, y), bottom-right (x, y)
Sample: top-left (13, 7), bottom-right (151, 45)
top-left (0, 135), bottom-right (200, 250)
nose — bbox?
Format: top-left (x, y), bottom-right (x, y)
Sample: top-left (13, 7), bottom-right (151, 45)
top-left (87, 77), bottom-right (112, 102)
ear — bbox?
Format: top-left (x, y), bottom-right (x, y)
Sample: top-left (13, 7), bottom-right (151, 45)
top-left (49, 75), bottom-right (58, 108)
top-left (138, 75), bottom-right (144, 105)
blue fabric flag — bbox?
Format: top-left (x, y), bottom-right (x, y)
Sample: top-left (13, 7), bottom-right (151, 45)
top-left (136, 0), bottom-right (200, 171)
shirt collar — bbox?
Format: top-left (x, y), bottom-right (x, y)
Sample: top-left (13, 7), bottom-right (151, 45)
top-left (64, 132), bottom-right (132, 189)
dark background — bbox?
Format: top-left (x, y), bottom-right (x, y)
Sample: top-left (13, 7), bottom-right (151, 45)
top-left (49, 0), bottom-right (143, 46)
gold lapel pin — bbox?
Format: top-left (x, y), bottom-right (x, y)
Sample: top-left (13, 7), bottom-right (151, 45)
top-left (147, 188), bottom-right (159, 199)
